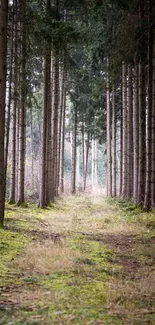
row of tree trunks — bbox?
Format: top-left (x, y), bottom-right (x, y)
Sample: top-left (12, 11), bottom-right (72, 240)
top-left (39, 47), bottom-right (67, 205)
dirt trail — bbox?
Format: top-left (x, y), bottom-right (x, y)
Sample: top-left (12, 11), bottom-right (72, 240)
top-left (0, 196), bottom-right (155, 325)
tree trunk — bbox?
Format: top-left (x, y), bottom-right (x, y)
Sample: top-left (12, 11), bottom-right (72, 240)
top-left (71, 105), bottom-right (77, 194)
top-left (106, 70), bottom-right (112, 196)
top-left (39, 55), bottom-right (49, 207)
top-left (119, 86), bottom-right (123, 196)
top-left (53, 52), bottom-right (59, 198)
top-left (30, 105), bottom-right (34, 188)
top-left (81, 116), bottom-right (85, 190)
top-left (133, 64), bottom-right (139, 202)
top-left (9, 0), bottom-right (18, 203)
top-left (122, 62), bottom-right (128, 197)
top-left (39, 0), bottom-right (51, 207)
top-left (94, 139), bottom-right (98, 187)
top-left (91, 137), bottom-right (95, 192)
top-left (60, 89), bottom-right (66, 193)
top-left (127, 64), bottom-right (133, 198)
top-left (18, 0), bottom-right (26, 206)
top-left (144, 0), bottom-right (153, 210)
top-left (84, 131), bottom-right (90, 191)
top-left (112, 84), bottom-right (116, 197)
top-left (0, 0), bottom-right (8, 226)
top-left (151, 7), bottom-right (155, 206)
top-left (5, 1), bottom-right (14, 183)
top-left (57, 58), bottom-right (65, 194)
top-left (45, 48), bottom-right (51, 206)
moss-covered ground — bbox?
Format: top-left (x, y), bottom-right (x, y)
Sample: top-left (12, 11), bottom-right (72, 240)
top-left (0, 196), bottom-right (155, 324)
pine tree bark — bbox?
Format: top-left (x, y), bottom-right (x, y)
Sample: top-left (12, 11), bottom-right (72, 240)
top-left (30, 105), bottom-right (34, 187)
top-left (144, 0), bottom-right (153, 210)
top-left (122, 63), bottom-right (128, 197)
top-left (84, 131), bottom-right (90, 191)
top-left (71, 105), bottom-right (77, 194)
top-left (39, 0), bottom-right (51, 207)
top-left (119, 87), bottom-right (123, 196)
top-left (138, 0), bottom-right (146, 205)
top-left (16, 97), bottom-right (20, 201)
top-left (112, 84), bottom-right (116, 197)
top-left (81, 116), bottom-right (85, 190)
top-left (53, 53), bottom-right (59, 198)
top-left (39, 52), bottom-right (49, 207)
top-left (18, 0), bottom-right (27, 205)
top-left (133, 64), bottom-right (139, 202)
top-left (151, 6), bottom-right (155, 206)
top-left (106, 71), bottom-right (112, 196)
top-left (91, 137), bottom-right (95, 191)
top-left (0, 0), bottom-right (8, 226)
top-left (5, 1), bottom-right (14, 183)
top-left (45, 48), bottom-right (51, 205)
top-left (9, 0), bottom-right (18, 203)
top-left (57, 59), bottom-right (65, 194)
top-left (60, 88), bottom-right (66, 193)
top-left (127, 64), bottom-right (133, 198)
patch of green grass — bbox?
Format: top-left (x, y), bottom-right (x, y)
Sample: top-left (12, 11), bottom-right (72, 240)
top-left (0, 228), bottom-right (26, 285)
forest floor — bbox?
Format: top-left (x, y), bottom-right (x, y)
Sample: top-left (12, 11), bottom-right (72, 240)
top-left (0, 195), bottom-right (155, 325)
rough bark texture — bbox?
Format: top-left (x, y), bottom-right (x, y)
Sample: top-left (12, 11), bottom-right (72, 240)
top-left (39, 58), bottom-right (48, 207)
top-left (138, 0), bottom-right (146, 205)
top-left (71, 106), bottom-right (77, 194)
top-left (0, 0), bottom-right (8, 226)
top-left (151, 7), bottom-right (155, 206)
top-left (127, 65), bottom-right (133, 198)
top-left (9, 0), bottom-right (18, 203)
top-left (119, 85), bottom-right (123, 196)
top-left (45, 56), bottom-right (51, 205)
top-left (122, 63), bottom-right (128, 197)
top-left (106, 72), bottom-right (112, 196)
top-left (18, 0), bottom-right (26, 205)
top-left (60, 88), bottom-right (66, 193)
top-left (144, 0), bottom-right (153, 210)
top-left (133, 64), bottom-right (139, 202)
top-left (39, 0), bottom-right (51, 207)
top-left (5, 1), bottom-right (14, 184)
top-left (84, 131), bottom-right (90, 191)
top-left (112, 84), bottom-right (116, 197)
top-left (52, 51), bottom-right (59, 199)
top-left (81, 116), bottom-right (85, 190)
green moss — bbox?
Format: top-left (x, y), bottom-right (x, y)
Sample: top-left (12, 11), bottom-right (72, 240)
top-left (0, 228), bottom-right (26, 285)
top-left (8, 199), bottom-right (16, 205)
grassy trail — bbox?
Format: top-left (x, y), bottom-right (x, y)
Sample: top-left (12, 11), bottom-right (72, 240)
top-left (0, 196), bottom-right (155, 325)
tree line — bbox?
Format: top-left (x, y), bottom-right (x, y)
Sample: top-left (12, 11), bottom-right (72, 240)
top-left (0, 0), bottom-right (155, 227)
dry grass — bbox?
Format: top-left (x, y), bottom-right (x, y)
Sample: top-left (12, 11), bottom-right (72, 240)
top-left (14, 239), bottom-right (79, 275)
top-left (44, 195), bottom-right (146, 238)
top-left (107, 270), bottom-right (155, 315)
top-left (0, 287), bottom-right (52, 306)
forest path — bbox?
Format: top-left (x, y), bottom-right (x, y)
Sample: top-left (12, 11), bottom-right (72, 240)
top-left (0, 196), bottom-right (155, 325)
